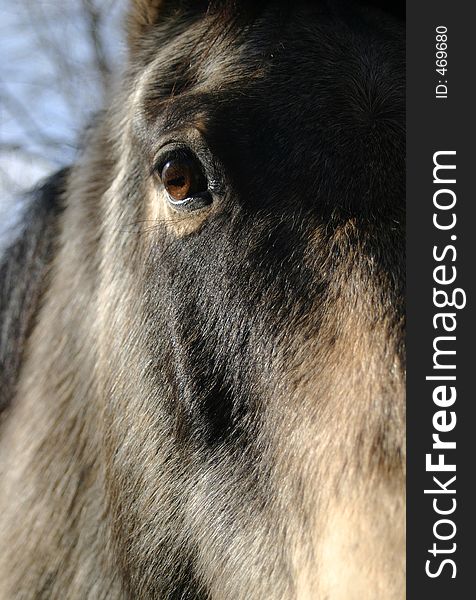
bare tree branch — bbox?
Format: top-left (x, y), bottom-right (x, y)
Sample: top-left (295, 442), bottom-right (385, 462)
top-left (0, 0), bottom-right (126, 198)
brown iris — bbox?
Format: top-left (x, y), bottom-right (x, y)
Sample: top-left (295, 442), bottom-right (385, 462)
top-left (160, 157), bottom-right (206, 203)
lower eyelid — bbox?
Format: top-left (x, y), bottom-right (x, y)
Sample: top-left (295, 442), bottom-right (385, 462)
top-left (165, 192), bottom-right (213, 213)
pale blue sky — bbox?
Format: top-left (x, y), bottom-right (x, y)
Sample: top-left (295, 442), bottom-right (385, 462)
top-left (0, 0), bottom-right (126, 200)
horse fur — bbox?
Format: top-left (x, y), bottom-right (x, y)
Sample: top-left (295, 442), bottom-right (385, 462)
top-left (0, 2), bottom-right (405, 598)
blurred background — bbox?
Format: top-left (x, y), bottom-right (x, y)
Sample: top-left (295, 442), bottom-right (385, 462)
top-left (0, 0), bottom-right (127, 209)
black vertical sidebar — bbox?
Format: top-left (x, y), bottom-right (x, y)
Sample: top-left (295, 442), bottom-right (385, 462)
top-left (407, 1), bottom-right (476, 598)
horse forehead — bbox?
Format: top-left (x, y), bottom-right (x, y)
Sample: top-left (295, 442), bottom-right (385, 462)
top-left (137, 45), bottom-right (381, 128)
top-left (132, 8), bottom-right (402, 174)
top-left (141, 18), bottom-right (400, 110)
top-left (195, 9), bottom-right (401, 88)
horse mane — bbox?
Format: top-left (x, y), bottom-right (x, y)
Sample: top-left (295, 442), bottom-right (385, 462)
top-left (0, 168), bottom-right (69, 414)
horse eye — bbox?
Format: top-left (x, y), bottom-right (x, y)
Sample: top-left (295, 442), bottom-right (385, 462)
top-left (159, 156), bottom-right (209, 206)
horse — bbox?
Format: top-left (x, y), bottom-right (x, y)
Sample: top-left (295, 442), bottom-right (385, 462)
top-left (0, 1), bottom-right (405, 598)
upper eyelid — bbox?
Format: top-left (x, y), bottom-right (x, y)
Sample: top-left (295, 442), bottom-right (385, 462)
top-left (150, 124), bottom-right (210, 162)
top-left (153, 147), bottom-right (194, 174)
top-left (152, 143), bottom-right (217, 185)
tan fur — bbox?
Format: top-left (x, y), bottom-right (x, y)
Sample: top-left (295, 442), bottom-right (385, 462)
top-left (265, 252), bottom-right (405, 599)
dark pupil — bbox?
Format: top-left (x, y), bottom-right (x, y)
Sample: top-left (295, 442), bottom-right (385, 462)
top-left (161, 159), bottom-right (197, 202)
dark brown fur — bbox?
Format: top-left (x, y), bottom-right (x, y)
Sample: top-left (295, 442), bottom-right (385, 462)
top-left (0, 169), bottom-right (67, 415)
top-left (0, 1), bottom-right (405, 598)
